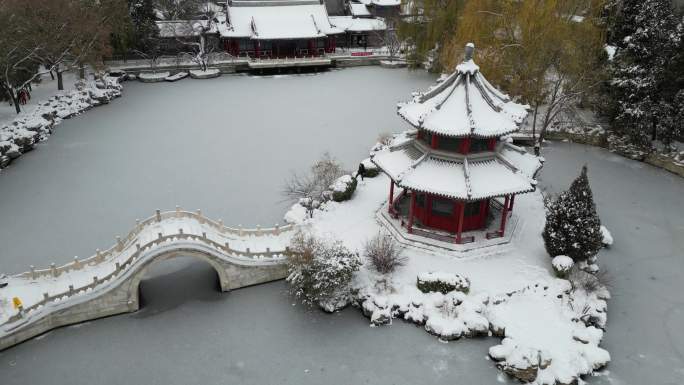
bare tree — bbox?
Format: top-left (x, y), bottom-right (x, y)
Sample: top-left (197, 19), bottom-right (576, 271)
top-left (158, 1), bottom-right (220, 71)
top-left (282, 152), bottom-right (346, 218)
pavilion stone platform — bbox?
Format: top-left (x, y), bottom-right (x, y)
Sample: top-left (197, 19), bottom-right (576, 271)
top-left (376, 199), bottom-right (520, 254)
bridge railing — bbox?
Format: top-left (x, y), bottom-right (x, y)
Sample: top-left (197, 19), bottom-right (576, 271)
top-left (11, 207), bottom-right (295, 281)
top-left (3, 224), bottom-right (293, 328)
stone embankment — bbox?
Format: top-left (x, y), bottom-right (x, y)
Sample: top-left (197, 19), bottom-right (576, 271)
top-left (0, 78), bottom-right (122, 170)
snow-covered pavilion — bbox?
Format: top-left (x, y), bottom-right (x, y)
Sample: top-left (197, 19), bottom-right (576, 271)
top-left (220, 0), bottom-right (344, 57)
top-left (371, 43), bottom-right (543, 243)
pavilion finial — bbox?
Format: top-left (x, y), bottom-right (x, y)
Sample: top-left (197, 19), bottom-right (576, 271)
top-left (464, 42), bottom-right (475, 61)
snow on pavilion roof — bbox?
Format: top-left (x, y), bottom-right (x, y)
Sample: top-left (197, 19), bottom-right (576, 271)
top-left (329, 16), bottom-right (386, 32)
top-left (349, 2), bottom-right (371, 16)
top-left (222, 0), bottom-right (343, 40)
top-left (397, 49), bottom-right (530, 138)
top-left (357, 0), bottom-right (401, 7)
top-left (371, 140), bottom-right (540, 200)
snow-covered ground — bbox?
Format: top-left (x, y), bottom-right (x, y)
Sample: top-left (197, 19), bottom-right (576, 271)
top-left (285, 168), bottom-right (610, 384)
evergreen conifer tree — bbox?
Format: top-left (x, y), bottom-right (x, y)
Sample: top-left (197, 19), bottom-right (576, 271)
top-left (543, 166), bottom-right (603, 262)
top-left (609, 0), bottom-right (683, 147)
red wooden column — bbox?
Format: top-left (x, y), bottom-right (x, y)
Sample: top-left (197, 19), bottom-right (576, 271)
top-left (407, 191), bottom-right (416, 233)
top-left (388, 180), bottom-right (395, 213)
top-left (499, 195), bottom-right (511, 235)
top-left (455, 201), bottom-right (465, 243)
top-left (509, 195), bottom-right (515, 211)
top-left (431, 134), bottom-right (438, 149)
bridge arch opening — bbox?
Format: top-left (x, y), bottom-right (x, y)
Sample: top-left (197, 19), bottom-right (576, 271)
top-left (129, 251), bottom-right (230, 312)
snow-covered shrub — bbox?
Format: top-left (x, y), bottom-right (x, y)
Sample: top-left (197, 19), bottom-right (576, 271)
top-left (551, 255), bottom-right (574, 279)
top-left (364, 232), bottom-right (406, 275)
top-left (360, 158), bottom-right (380, 178)
top-left (331, 174), bottom-right (357, 202)
top-left (542, 165), bottom-right (603, 263)
top-left (569, 268), bottom-right (612, 295)
top-left (286, 231), bottom-right (361, 312)
top-left (600, 225), bottom-right (613, 247)
top-left (417, 272), bottom-right (470, 294)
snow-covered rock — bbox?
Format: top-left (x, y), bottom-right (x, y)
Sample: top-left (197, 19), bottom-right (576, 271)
top-left (0, 78), bottom-right (122, 170)
top-left (600, 225), bottom-right (613, 247)
top-left (551, 255), bottom-right (574, 278)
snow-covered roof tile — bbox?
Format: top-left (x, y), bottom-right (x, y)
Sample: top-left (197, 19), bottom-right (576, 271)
top-left (397, 44), bottom-right (530, 138)
top-left (498, 143), bottom-right (544, 180)
top-left (329, 16), bottom-right (386, 32)
top-left (349, 2), bottom-right (371, 16)
top-left (467, 160), bottom-right (534, 199)
top-left (223, 0), bottom-right (342, 39)
top-left (400, 157), bottom-right (469, 199)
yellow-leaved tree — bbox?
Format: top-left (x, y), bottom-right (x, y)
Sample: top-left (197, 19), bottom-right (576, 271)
top-left (443, 0), bottom-right (607, 142)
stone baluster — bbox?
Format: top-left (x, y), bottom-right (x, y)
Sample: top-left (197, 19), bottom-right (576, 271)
top-left (179, 228), bottom-right (184, 235)
top-left (73, 256), bottom-right (80, 270)
top-left (93, 276), bottom-right (98, 284)
top-left (202, 232), bottom-right (207, 240)
top-left (158, 232), bottom-right (163, 240)
top-left (156, 209), bottom-right (161, 222)
top-left (50, 263), bottom-right (57, 278)
top-left (68, 285), bottom-right (74, 295)
top-left (135, 219), bottom-right (140, 229)
top-left (43, 292), bottom-right (49, 301)
top-left (115, 262), bottom-right (121, 271)
top-left (246, 247), bottom-right (251, 255)
top-left (239, 225), bottom-right (244, 237)
top-left (30, 265), bottom-right (36, 280)
top-left (116, 236), bottom-right (123, 251)
top-left (176, 205), bottom-right (181, 218)
top-left (96, 249), bottom-right (103, 262)
top-left (224, 241), bottom-right (230, 251)
top-left (218, 219), bottom-right (224, 232)
top-left (136, 243), bottom-right (141, 251)
top-left (196, 209), bottom-right (203, 223)
top-left (256, 225), bottom-right (262, 236)
top-left (275, 224), bottom-right (280, 235)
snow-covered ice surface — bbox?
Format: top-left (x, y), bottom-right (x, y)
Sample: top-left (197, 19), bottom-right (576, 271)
top-left (0, 70), bottom-right (682, 385)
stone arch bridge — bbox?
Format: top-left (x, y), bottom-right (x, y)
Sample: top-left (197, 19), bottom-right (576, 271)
top-left (0, 208), bottom-right (296, 350)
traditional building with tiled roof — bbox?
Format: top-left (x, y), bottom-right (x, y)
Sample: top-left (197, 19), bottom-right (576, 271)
top-left (371, 43), bottom-right (543, 243)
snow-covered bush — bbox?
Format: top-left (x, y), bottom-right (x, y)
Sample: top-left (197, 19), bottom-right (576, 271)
top-left (331, 174), bottom-right (357, 202)
top-left (364, 232), bottom-right (406, 275)
top-left (551, 255), bottom-right (574, 279)
top-left (600, 225), bottom-right (613, 247)
top-left (286, 231), bottom-right (361, 312)
top-left (542, 165), bottom-right (603, 263)
top-left (417, 272), bottom-right (470, 294)
top-left (360, 158), bottom-right (380, 178)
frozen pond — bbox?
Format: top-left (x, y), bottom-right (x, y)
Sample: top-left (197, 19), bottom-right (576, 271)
top-left (1, 68), bottom-right (683, 384)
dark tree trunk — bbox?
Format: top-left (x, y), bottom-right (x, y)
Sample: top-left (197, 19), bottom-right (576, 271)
top-left (9, 89), bottom-right (20, 114)
top-left (49, 70), bottom-right (55, 80)
top-left (79, 64), bottom-right (85, 80)
top-left (532, 105), bottom-right (538, 140)
top-left (57, 71), bottom-right (64, 90)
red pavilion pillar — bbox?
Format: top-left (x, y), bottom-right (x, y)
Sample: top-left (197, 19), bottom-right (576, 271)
top-left (499, 195), bottom-right (511, 235)
top-left (407, 191), bottom-right (416, 233)
top-left (455, 201), bottom-right (465, 243)
top-left (388, 180), bottom-right (395, 214)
